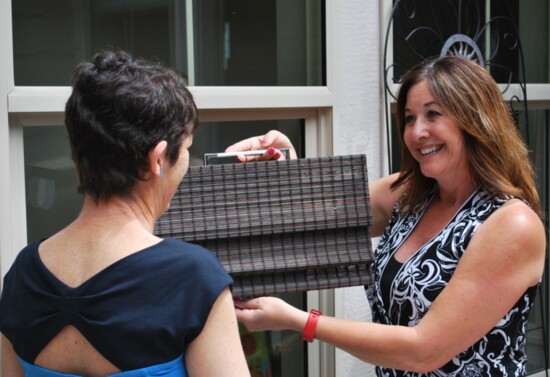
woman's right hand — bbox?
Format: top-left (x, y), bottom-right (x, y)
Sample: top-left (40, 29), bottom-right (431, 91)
top-left (225, 130), bottom-right (298, 162)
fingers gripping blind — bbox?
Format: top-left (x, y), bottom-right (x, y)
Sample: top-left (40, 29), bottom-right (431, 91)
top-left (154, 155), bottom-right (374, 298)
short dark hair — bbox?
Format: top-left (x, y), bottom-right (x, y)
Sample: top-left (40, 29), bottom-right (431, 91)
top-left (65, 50), bottom-right (199, 202)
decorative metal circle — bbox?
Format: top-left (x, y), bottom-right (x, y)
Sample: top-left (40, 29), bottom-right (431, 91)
top-left (440, 34), bottom-right (484, 66)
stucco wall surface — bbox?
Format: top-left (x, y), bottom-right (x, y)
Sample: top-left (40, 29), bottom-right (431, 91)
top-left (331, 1), bottom-right (381, 376)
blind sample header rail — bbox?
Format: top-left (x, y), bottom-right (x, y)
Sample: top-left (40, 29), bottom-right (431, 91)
top-left (155, 155), bottom-right (373, 297)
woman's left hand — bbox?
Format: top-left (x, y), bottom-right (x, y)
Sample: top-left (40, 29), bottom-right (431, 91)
top-left (234, 296), bottom-right (308, 333)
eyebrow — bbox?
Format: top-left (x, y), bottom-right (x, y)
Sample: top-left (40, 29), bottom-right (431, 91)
top-left (404, 101), bottom-right (439, 112)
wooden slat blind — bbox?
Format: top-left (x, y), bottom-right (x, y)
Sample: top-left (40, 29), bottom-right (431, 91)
top-left (154, 155), bottom-right (373, 297)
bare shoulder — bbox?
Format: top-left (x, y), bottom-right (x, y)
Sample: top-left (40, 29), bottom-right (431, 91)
top-left (470, 198), bottom-right (546, 286)
top-left (484, 198), bottom-right (544, 239)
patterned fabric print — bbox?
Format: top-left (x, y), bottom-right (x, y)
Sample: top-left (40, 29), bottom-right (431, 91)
top-left (366, 188), bottom-right (538, 376)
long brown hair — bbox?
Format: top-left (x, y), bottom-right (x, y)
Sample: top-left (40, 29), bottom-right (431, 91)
top-left (391, 56), bottom-right (540, 216)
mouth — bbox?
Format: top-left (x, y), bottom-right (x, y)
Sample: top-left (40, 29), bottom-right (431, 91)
top-left (419, 145), bottom-right (442, 156)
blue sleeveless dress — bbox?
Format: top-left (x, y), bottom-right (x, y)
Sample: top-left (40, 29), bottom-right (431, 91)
top-left (366, 188), bottom-right (539, 376)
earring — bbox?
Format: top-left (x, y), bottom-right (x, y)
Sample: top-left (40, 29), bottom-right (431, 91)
top-left (160, 167), bottom-right (163, 178)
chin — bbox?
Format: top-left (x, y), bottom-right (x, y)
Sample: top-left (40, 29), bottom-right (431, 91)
top-left (419, 167), bottom-right (439, 179)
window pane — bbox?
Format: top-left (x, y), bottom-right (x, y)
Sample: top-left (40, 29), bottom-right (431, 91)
top-left (24, 126), bottom-right (82, 242)
top-left (190, 119), bottom-right (303, 164)
top-left (12, 0), bottom-right (324, 86)
top-left (389, 0), bottom-right (547, 85)
top-left (521, 107), bottom-right (550, 374)
top-left (520, 0), bottom-right (549, 83)
top-left (240, 293), bottom-right (306, 377)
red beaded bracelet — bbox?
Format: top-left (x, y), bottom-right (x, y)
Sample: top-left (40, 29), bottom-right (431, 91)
top-left (302, 309), bottom-right (322, 342)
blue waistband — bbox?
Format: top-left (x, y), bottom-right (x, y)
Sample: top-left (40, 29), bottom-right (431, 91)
top-left (18, 355), bottom-right (187, 377)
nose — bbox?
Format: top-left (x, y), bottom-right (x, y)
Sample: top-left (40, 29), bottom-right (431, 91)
top-left (408, 118), bottom-right (429, 140)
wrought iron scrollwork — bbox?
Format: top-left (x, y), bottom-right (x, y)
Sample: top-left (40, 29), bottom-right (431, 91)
top-left (383, 0), bottom-right (528, 172)
top-left (441, 34), bottom-right (484, 64)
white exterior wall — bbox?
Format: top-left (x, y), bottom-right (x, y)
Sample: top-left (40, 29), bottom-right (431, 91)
top-left (330, 1), bottom-right (381, 376)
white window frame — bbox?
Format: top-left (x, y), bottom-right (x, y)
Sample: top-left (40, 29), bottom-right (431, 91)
top-left (0, 1), bottom-right (340, 376)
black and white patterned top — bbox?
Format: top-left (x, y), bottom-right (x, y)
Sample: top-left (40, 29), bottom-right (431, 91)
top-left (366, 187), bottom-right (539, 376)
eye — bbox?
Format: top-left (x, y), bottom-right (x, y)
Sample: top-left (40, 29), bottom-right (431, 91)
top-left (427, 110), bottom-right (441, 119)
top-left (404, 114), bottom-right (415, 124)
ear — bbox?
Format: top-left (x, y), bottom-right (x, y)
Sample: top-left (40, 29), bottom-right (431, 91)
top-left (148, 140), bottom-right (168, 178)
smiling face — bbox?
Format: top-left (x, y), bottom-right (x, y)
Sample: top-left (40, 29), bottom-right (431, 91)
top-left (403, 80), bottom-right (471, 186)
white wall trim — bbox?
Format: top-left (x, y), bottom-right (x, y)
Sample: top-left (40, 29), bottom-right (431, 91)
top-left (0, 0), bottom-right (16, 282)
top-left (8, 86), bottom-right (334, 113)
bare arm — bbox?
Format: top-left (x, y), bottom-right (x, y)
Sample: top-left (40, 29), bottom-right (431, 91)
top-left (186, 288), bottom-right (250, 377)
top-left (368, 173), bottom-right (403, 237)
top-left (1, 336), bottom-right (24, 377)
top-left (237, 200), bottom-right (546, 372)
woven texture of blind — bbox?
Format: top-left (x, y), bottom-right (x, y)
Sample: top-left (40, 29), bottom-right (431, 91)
top-left (154, 155), bottom-right (373, 297)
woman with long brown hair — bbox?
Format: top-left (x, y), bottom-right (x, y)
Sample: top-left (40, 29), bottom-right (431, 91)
top-left (228, 56), bottom-right (546, 376)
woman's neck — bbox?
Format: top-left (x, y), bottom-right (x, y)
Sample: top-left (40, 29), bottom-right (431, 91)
top-left (435, 179), bottom-right (478, 208)
top-left (77, 195), bottom-right (157, 235)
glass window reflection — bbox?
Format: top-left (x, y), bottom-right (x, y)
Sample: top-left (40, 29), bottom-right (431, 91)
top-left (13, 0), bottom-right (324, 86)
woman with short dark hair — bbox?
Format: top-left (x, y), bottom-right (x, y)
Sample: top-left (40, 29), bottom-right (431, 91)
top-left (0, 50), bottom-right (250, 377)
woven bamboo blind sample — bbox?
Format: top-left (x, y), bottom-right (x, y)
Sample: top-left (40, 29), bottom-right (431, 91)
top-left (154, 155), bottom-right (373, 297)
